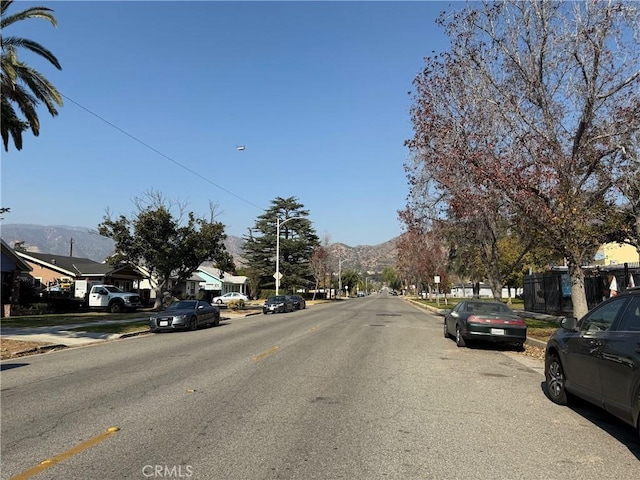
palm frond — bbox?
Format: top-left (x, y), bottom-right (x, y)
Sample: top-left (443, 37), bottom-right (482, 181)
top-left (1, 96), bottom-right (28, 150)
top-left (1, 4), bottom-right (57, 31)
top-left (1, 36), bottom-right (61, 69)
top-left (1, 0), bottom-right (61, 151)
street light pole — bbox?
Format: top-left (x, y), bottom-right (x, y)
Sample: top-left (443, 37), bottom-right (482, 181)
top-left (275, 216), bottom-right (296, 295)
top-left (338, 257), bottom-right (346, 296)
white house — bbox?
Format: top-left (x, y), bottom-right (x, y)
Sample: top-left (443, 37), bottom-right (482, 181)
top-left (137, 265), bottom-right (248, 304)
top-left (196, 266), bottom-right (248, 297)
top-left (449, 283), bottom-right (522, 299)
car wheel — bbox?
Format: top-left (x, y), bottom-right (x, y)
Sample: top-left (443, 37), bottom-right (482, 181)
top-left (109, 301), bottom-right (124, 314)
top-left (214, 315), bottom-right (220, 327)
top-left (545, 353), bottom-right (570, 405)
top-left (455, 325), bottom-right (466, 348)
top-left (189, 316), bottom-right (198, 331)
top-left (443, 320), bottom-right (449, 339)
top-left (514, 342), bottom-right (524, 351)
top-left (216, 299), bottom-right (223, 305)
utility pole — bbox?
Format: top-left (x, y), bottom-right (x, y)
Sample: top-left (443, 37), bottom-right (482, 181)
top-left (275, 216), bottom-right (297, 295)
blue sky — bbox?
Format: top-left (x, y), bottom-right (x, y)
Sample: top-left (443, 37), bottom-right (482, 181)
top-left (2, 0), bottom-right (454, 246)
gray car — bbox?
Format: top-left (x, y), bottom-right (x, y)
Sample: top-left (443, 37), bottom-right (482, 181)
top-left (150, 299), bottom-right (220, 332)
top-left (545, 287), bottom-right (640, 438)
top-left (289, 295), bottom-right (306, 310)
top-left (262, 295), bottom-right (294, 314)
top-left (444, 300), bottom-right (527, 349)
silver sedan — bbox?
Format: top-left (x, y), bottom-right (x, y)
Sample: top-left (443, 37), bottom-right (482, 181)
top-left (150, 300), bottom-right (220, 332)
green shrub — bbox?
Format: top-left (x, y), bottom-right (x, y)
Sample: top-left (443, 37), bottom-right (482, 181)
top-left (227, 299), bottom-right (245, 311)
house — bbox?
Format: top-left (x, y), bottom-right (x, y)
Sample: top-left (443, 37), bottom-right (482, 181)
top-left (196, 266), bottom-right (248, 301)
top-left (450, 283), bottom-right (493, 298)
top-left (137, 265), bottom-right (248, 303)
top-left (15, 250), bottom-right (145, 294)
top-left (1, 239), bottom-right (33, 316)
top-left (449, 282), bottom-right (523, 299)
top-left (593, 242), bottom-right (640, 266)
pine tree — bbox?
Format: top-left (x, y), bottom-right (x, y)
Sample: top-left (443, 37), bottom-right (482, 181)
top-left (243, 197), bottom-right (320, 295)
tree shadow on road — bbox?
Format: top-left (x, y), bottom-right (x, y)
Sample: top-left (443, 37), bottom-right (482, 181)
top-left (539, 381), bottom-right (640, 459)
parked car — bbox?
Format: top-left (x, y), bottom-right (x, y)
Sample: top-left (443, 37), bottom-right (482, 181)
top-left (212, 292), bottom-right (248, 305)
top-left (443, 300), bottom-right (527, 348)
top-left (150, 299), bottom-right (220, 332)
top-left (263, 295), bottom-right (294, 314)
top-left (544, 287), bottom-right (640, 438)
top-left (289, 295), bottom-right (306, 310)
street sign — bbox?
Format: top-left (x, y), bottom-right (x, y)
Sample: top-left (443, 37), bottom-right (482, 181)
top-left (273, 272), bottom-right (283, 280)
top-left (434, 276), bottom-right (441, 284)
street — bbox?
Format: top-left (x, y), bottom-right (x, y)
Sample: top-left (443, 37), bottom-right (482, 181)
top-left (1, 295), bottom-right (639, 479)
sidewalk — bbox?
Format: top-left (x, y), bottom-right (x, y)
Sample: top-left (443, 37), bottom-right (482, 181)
top-left (0, 310), bottom-right (258, 347)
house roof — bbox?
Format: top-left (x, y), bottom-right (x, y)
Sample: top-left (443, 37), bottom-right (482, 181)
top-left (15, 251), bottom-right (144, 279)
top-left (223, 273), bottom-right (248, 285)
top-left (197, 266), bottom-right (247, 285)
top-left (1, 239), bottom-right (32, 273)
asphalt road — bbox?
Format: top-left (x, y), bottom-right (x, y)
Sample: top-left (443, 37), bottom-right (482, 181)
top-left (1, 294), bottom-right (639, 480)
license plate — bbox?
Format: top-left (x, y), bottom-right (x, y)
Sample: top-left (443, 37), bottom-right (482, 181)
top-left (490, 328), bottom-right (505, 336)
top-left (159, 320), bottom-right (169, 327)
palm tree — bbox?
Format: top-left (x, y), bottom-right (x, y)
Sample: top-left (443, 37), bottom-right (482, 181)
top-left (1, 0), bottom-right (62, 151)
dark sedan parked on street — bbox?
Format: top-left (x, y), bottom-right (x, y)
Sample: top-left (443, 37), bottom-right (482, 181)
top-left (263, 295), bottom-right (294, 314)
top-left (289, 295), bottom-right (306, 310)
top-left (444, 300), bottom-right (527, 349)
top-left (150, 299), bottom-right (220, 332)
top-left (545, 287), bottom-right (640, 438)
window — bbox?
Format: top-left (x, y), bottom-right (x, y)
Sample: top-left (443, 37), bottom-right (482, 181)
top-left (615, 297), bottom-right (640, 332)
top-left (580, 297), bottom-right (628, 333)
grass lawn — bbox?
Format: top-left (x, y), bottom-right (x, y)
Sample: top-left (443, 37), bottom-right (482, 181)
top-left (0, 311), bottom-right (150, 328)
top-left (412, 297), bottom-right (525, 309)
top-left (523, 318), bottom-right (558, 342)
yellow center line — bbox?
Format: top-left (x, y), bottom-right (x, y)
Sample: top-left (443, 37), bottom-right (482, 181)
top-left (11, 427), bottom-right (120, 480)
top-left (252, 346), bottom-right (279, 361)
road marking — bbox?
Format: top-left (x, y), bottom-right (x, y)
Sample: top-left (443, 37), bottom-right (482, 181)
top-left (310, 326), bottom-right (318, 332)
top-left (10, 427), bottom-right (120, 480)
top-left (252, 346), bottom-right (279, 361)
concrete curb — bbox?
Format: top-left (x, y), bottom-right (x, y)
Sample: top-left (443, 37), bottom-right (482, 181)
top-left (525, 337), bottom-right (548, 349)
top-left (12, 343), bottom-right (68, 357)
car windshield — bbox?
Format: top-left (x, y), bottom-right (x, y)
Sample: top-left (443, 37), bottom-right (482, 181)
top-left (268, 296), bottom-right (287, 302)
top-left (167, 300), bottom-right (197, 311)
top-left (104, 286), bottom-right (124, 293)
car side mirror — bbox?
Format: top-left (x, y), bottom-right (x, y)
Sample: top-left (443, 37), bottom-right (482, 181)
top-left (560, 317), bottom-right (578, 330)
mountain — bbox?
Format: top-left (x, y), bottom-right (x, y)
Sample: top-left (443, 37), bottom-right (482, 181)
top-left (1, 224), bottom-right (398, 273)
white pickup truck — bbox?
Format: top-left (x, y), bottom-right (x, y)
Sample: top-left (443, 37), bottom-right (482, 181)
top-left (85, 284), bottom-right (142, 313)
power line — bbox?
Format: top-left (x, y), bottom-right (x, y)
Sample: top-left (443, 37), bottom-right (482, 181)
top-left (61, 93), bottom-right (264, 211)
